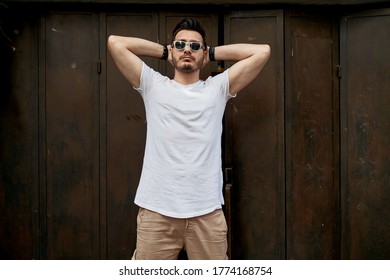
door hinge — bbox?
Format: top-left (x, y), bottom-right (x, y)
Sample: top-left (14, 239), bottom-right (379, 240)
top-left (97, 61), bottom-right (102, 74)
top-left (337, 65), bottom-right (342, 78)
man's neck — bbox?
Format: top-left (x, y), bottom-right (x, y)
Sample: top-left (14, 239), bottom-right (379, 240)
top-left (173, 71), bottom-right (200, 85)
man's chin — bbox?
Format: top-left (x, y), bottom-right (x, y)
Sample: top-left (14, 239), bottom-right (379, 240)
top-left (179, 63), bottom-right (195, 73)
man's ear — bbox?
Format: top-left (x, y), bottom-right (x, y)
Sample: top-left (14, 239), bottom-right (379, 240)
top-left (168, 45), bottom-right (173, 65)
top-left (202, 49), bottom-right (209, 68)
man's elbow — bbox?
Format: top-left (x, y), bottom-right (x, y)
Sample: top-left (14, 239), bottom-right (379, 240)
top-left (254, 44), bottom-right (271, 68)
top-left (107, 35), bottom-right (119, 49)
top-left (251, 44), bottom-right (271, 73)
top-left (260, 44), bottom-right (271, 61)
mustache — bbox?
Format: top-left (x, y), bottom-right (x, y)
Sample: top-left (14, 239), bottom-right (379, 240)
top-left (179, 54), bottom-right (195, 60)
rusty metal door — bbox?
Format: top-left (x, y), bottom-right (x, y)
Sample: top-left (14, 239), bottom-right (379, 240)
top-left (340, 9), bottom-right (390, 259)
top-left (224, 10), bottom-right (340, 259)
top-left (0, 12), bottom-right (39, 259)
top-left (103, 12), bottom-right (158, 259)
top-left (224, 10), bottom-right (285, 259)
top-left (39, 12), bottom-right (100, 259)
top-left (285, 11), bottom-right (340, 259)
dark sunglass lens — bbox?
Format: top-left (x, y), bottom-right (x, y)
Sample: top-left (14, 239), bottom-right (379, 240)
top-left (175, 41), bottom-right (185, 49)
top-left (191, 43), bottom-right (201, 51)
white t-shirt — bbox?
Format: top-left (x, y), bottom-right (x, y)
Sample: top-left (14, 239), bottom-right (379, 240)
top-left (134, 63), bottom-right (235, 218)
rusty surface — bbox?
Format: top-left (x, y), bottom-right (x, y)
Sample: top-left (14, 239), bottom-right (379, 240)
top-left (342, 12), bottom-right (390, 259)
top-left (43, 13), bottom-right (100, 259)
top-left (224, 10), bottom-right (285, 259)
top-left (105, 13), bottom-right (157, 259)
top-left (285, 13), bottom-right (340, 259)
top-left (0, 14), bottom-right (38, 259)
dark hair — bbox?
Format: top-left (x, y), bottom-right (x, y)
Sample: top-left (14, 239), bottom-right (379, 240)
top-left (172, 17), bottom-right (207, 49)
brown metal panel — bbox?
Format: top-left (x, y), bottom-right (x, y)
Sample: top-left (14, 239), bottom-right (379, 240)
top-left (105, 13), bottom-right (158, 259)
top-left (224, 10), bottom-right (285, 259)
top-left (285, 13), bottom-right (340, 259)
top-left (43, 13), bottom-right (100, 259)
top-left (0, 14), bottom-right (39, 259)
top-left (341, 10), bottom-right (390, 259)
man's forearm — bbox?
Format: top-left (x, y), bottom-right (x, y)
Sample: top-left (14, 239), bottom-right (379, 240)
top-left (213, 43), bottom-right (271, 94)
top-left (213, 44), bottom-right (270, 62)
top-left (108, 35), bottom-right (165, 59)
top-left (107, 35), bottom-right (165, 87)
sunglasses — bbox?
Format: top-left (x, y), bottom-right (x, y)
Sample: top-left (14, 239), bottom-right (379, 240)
top-left (172, 40), bottom-right (204, 51)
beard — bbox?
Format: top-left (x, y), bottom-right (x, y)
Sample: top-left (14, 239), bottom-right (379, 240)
top-left (172, 54), bottom-right (203, 73)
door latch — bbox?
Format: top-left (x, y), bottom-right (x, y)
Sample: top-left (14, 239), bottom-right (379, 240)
top-left (224, 167), bottom-right (233, 184)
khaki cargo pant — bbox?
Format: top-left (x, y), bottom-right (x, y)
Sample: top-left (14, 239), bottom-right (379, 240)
top-left (132, 208), bottom-right (228, 260)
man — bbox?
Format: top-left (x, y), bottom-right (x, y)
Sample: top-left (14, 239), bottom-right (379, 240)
top-left (108, 17), bottom-right (270, 260)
